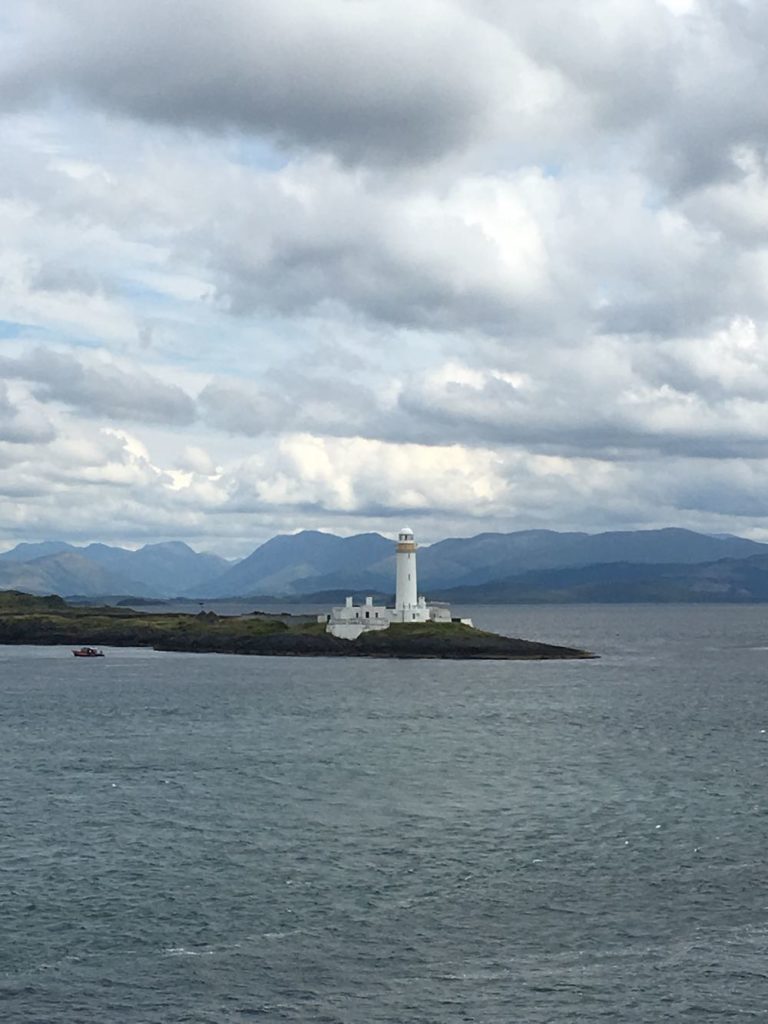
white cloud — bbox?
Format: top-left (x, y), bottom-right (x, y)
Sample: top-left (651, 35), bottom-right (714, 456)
top-left (1, 0), bottom-right (768, 551)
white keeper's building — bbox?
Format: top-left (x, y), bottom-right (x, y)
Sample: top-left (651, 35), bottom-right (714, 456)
top-left (320, 527), bottom-right (472, 640)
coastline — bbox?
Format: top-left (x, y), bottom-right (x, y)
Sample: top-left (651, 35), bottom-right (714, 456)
top-left (0, 592), bottom-right (596, 661)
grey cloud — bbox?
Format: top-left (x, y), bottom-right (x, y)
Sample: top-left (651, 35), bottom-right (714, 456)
top-left (0, 383), bottom-right (56, 444)
top-left (632, 342), bottom-right (768, 405)
top-left (220, 236), bottom-right (530, 336)
top-left (1, 0), bottom-right (506, 166)
top-left (634, 456), bottom-right (768, 523)
top-left (198, 369), bottom-right (387, 439)
top-left (496, 0), bottom-right (678, 126)
top-left (174, 161), bottom-right (566, 338)
top-left (396, 355), bottom-right (768, 460)
top-left (397, 383), bottom-right (651, 456)
top-left (477, 0), bottom-right (768, 193)
top-left (6, 3), bottom-right (767, 349)
top-left (4, 0), bottom-right (768, 193)
top-left (192, 169), bottom-right (763, 345)
top-left (30, 262), bottom-right (106, 296)
top-left (198, 381), bottom-right (285, 437)
top-left (673, 475), bottom-right (768, 519)
top-left (649, 0), bottom-right (768, 192)
top-left (195, 314), bottom-right (768, 462)
top-left (0, 348), bottom-right (195, 426)
top-left (160, 137), bottom-right (765, 343)
top-left (650, 80), bottom-right (768, 194)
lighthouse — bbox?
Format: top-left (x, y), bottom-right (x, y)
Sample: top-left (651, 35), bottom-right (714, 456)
top-left (395, 526), bottom-right (418, 614)
top-left (322, 524), bottom-right (469, 637)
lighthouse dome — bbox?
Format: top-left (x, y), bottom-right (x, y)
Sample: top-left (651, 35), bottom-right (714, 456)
top-left (398, 526), bottom-right (414, 540)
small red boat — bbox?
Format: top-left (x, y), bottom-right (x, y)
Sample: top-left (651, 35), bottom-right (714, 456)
top-left (72, 647), bottom-right (104, 657)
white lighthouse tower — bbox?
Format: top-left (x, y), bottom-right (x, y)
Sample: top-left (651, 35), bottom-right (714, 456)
top-left (395, 526), bottom-right (418, 614)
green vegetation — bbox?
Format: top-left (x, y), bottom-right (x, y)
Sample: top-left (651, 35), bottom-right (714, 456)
top-left (0, 590), bottom-right (594, 659)
top-left (0, 591), bottom-right (67, 611)
top-left (368, 621), bottom-right (494, 639)
top-left (356, 619), bottom-right (591, 659)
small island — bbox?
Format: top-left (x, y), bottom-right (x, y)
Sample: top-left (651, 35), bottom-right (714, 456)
top-left (0, 591), bottom-right (594, 660)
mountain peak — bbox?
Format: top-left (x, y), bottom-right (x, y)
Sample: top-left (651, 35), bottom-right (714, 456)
top-left (139, 540), bottom-right (195, 553)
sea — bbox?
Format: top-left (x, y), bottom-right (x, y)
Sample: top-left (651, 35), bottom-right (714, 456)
top-left (2, 603), bottom-right (768, 1023)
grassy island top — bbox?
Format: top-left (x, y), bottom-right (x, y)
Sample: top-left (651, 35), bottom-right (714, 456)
top-left (0, 591), bottom-right (595, 660)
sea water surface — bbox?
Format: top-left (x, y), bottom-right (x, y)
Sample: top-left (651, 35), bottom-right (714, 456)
top-left (1, 604), bottom-right (768, 1022)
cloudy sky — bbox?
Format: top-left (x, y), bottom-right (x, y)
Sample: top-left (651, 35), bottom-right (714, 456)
top-left (1, 0), bottom-right (768, 554)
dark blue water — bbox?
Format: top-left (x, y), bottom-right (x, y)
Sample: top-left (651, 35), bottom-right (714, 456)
top-left (2, 604), bottom-right (768, 1022)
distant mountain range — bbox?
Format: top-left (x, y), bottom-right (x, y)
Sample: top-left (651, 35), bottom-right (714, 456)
top-left (0, 541), bottom-right (230, 599)
top-left (431, 553), bottom-right (768, 604)
top-left (2, 528), bottom-right (768, 602)
top-left (200, 531), bottom-right (393, 598)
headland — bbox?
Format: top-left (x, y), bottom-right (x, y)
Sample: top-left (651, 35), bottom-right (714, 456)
top-left (0, 591), bottom-right (595, 660)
